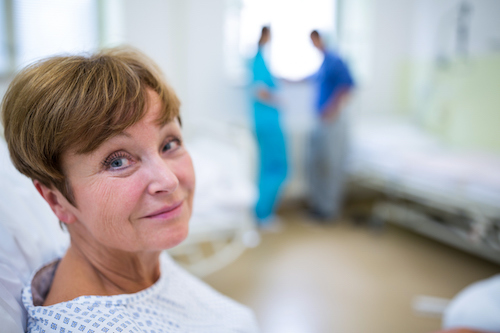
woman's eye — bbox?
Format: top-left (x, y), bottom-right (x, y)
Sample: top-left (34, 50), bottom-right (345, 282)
top-left (110, 157), bottom-right (129, 169)
top-left (102, 152), bottom-right (133, 171)
top-left (163, 139), bottom-right (181, 152)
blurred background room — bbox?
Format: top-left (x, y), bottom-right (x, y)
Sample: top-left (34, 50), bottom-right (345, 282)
top-left (1, 0), bottom-right (500, 332)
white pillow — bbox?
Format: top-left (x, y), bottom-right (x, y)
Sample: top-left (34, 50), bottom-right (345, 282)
top-left (0, 138), bottom-right (69, 332)
top-left (442, 274), bottom-right (500, 331)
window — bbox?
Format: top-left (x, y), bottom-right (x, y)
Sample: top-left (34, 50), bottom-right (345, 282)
top-left (13, 0), bottom-right (99, 69)
top-left (0, 0), bottom-right (124, 75)
top-left (0, 0), bottom-right (11, 74)
top-left (225, 0), bottom-right (336, 82)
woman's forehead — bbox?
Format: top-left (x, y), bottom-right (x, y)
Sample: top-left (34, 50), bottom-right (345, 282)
top-left (146, 88), bottom-right (179, 127)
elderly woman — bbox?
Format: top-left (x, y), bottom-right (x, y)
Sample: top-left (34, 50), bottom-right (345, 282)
top-left (1, 48), bottom-right (259, 332)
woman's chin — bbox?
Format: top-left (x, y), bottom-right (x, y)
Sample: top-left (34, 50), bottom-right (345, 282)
top-left (149, 224), bottom-right (190, 251)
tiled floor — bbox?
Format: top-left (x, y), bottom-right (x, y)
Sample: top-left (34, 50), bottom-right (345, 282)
top-left (202, 209), bottom-right (500, 333)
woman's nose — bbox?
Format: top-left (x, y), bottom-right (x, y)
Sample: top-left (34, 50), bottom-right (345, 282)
top-left (146, 156), bottom-right (179, 195)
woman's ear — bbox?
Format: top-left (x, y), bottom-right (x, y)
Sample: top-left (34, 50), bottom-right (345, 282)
top-left (33, 180), bottom-right (77, 224)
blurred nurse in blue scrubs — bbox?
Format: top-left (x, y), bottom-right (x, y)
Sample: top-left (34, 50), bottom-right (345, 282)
top-left (250, 26), bottom-right (288, 227)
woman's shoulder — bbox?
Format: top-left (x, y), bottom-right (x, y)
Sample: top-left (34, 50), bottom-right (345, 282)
top-left (23, 290), bottom-right (134, 333)
top-left (23, 262), bottom-right (133, 333)
top-left (22, 257), bottom-right (128, 314)
top-left (31, 253), bottom-right (110, 307)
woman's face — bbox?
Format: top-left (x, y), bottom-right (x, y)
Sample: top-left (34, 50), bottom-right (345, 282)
top-left (60, 89), bottom-right (195, 253)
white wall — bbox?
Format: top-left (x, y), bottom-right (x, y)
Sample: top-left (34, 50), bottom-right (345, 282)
top-left (407, 0), bottom-right (500, 151)
top-left (122, 0), bottom-right (188, 106)
top-left (339, 0), bottom-right (417, 117)
top-left (122, 0), bottom-right (252, 129)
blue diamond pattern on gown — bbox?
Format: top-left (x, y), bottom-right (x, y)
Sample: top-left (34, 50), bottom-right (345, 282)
top-left (23, 253), bottom-right (259, 333)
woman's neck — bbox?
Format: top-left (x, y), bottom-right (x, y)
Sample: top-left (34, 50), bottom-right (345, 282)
top-left (43, 243), bottom-right (161, 306)
top-left (74, 243), bottom-right (161, 291)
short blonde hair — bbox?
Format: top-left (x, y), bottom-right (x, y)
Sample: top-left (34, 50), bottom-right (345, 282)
top-left (1, 47), bottom-right (180, 204)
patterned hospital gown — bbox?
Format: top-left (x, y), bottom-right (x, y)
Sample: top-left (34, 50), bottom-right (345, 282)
top-left (22, 253), bottom-right (259, 333)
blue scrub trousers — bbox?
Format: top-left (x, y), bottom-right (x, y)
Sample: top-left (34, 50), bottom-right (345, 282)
top-left (253, 102), bottom-right (287, 223)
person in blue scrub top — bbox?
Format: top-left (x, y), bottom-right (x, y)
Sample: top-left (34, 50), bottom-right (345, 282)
top-left (307, 30), bottom-right (355, 221)
top-left (251, 26), bottom-right (288, 227)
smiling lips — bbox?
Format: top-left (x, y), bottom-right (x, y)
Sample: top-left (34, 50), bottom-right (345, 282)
top-left (144, 201), bottom-right (183, 220)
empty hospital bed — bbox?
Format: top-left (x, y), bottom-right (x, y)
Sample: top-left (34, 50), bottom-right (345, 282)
top-left (347, 115), bottom-right (500, 264)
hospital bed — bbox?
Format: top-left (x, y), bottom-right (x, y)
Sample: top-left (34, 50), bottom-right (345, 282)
top-left (0, 120), bottom-right (258, 332)
top-left (347, 115), bottom-right (500, 264)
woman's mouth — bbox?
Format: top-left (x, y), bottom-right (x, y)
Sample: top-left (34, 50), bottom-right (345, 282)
top-left (143, 201), bottom-right (183, 220)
